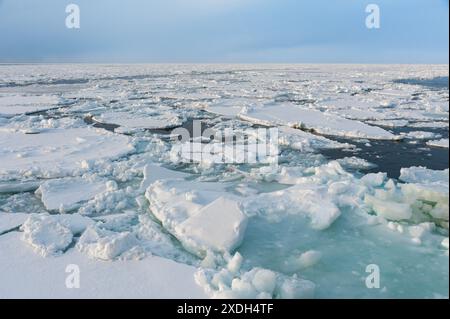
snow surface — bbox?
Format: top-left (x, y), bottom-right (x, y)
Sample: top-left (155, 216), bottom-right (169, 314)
top-left (0, 127), bottom-right (134, 181)
top-left (93, 111), bottom-right (182, 132)
top-left (36, 177), bottom-right (110, 212)
top-left (0, 94), bottom-right (60, 117)
top-left (0, 232), bottom-right (206, 298)
top-left (0, 64), bottom-right (448, 299)
top-left (240, 103), bottom-right (400, 140)
top-left (0, 212), bottom-right (29, 234)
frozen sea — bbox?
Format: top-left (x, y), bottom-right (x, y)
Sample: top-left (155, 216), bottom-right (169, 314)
top-left (0, 64), bottom-right (448, 299)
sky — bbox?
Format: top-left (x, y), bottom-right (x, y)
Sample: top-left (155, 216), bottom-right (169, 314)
top-left (0, 0), bottom-right (448, 63)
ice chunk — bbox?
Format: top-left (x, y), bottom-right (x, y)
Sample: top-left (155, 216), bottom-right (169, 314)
top-left (245, 184), bottom-right (341, 230)
top-left (252, 269), bottom-right (278, 294)
top-left (442, 238), bottom-right (449, 250)
top-left (364, 168), bottom-right (449, 224)
top-left (206, 98), bottom-right (261, 117)
top-left (146, 180), bottom-right (248, 256)
top-left (400, 167), bottom-right (449, 185)
top-left (93, 111), bottom-right (182, 131)
top-left (427, 139), bottom-right (449, 148)
top-left (361, 173), bottom-right (387, 187)
top-left (399, 167), bottom-right (449, 221)
top-left (327, 107), bottom-right (387, 121)
top-left (403, 131), bottom-right (440, 140)
top-left (409, 122), bottom-right (448, 129)
top-left (20, 213), bottom-right (94, 257)
top-left (283, 250), bottom-right (322, 272)
top-left (132, 214), bottom-right (197, 264)
top-left (36, 177), bottom-right (109, 212)
top-left (93, 212), bottom-right (137, 231)
top-left (140, 164), bottom-right (190, 191)
top-left (195, 261), bottom-right (315, 299)
top-left (338, 157), bottom-right (377, 171)
top-left (76, 225), bottom-right (139, 261)
top-left (175, 197), bottom-right (248, 254)
top-left (367, 120), bottom-right (409, 128)
top-left (0, 180), bottom-right (41, 194)
top-left (276, 276), bottom-right (316, 299)
top-left (365, 193), bottom-right (413, 221)
top-left (226, 252), bottom-right (244, 274)
top-left (23, 220), bottom-right (73, 257)
top-left (278, 126), bottom-right (352, 151)
top-left (240, 103), bottom-right (400, 140)
top-left (401, 183), bottom-right (449, 221)
top-left (408, 223), bottom-right (435, 240)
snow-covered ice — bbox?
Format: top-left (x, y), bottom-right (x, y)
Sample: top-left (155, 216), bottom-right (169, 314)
top-left (240, 103), bottom-right (400, 140)
top-left (0, 232), bottom-right (206, 298)
top-left (0, 127), bottom-right (134, 181)
top-left (93, 111), bottom-right (182, 132)
top-left (0, 94), bottom-right (60, 117)
top-left (36, 177), bottom-right (110, 212)
top-left (175, 197), bottom-right (248, 255)
top-left (145, 179), bottom-right (248, 256)
top-left (20, 213), bottom-right (94, 257)
top-left (403, 131), bottom-right (440, 140)
top-left (0, 212), bottom-right (29, 234)
top-left (0, 64), bottom-right (448, 299)
top-left (427, 138), bottom-right (449, 148)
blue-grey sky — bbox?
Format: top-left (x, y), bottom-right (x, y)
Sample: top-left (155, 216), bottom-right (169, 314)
top-left (0, 0), bottom-right (448, 63)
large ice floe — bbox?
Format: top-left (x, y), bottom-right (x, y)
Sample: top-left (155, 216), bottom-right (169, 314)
top-left (239, 103), bottom-right (401, 140)
top-left (145, 179), bottom-right (248, 256)
top-left (0, 64), bottom-right (448, 299)
top-left (36, 177), bottom-right (113, 212)
top-left (0, 94), bottom-right (61, 117)
top-left (427, 138), bottom-right (449, 148)
top-left (92, 110), bottom-right (183, 133)
top-left (0, 126), bottom-right (134, 181)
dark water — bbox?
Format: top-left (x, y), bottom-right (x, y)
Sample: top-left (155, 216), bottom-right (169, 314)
top-left (322, 126), bottom-right (449, 179)
top-left (393, 76), bottom-right (449, 90)
top-left (83, 115), bottom-right (448, 180)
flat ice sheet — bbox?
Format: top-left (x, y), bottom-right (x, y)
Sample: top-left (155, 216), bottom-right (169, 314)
top-left (0, 127), bottom-right (134, 181)
top-left (0, 212), bottom-right (29, 234)
top-left (93, 111), bottom-right (182, 130)
top-left (427, 139), bottom-right (449, 148)
top-left (240, 104), bottom-right (399, 140)
top-left (140, 164), bottom-right (190, 191)
top-left (36, 177), bottom-right (109, 211)
top-left (0, 95), bottom-right (60, 117)
top-left (0, 232), bottom-right (206, 298)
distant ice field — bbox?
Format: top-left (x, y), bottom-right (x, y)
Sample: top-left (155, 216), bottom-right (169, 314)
top-left (0, 64), bottom-right (448, 299)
